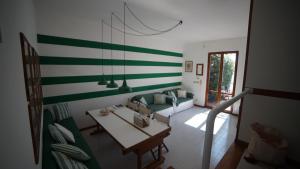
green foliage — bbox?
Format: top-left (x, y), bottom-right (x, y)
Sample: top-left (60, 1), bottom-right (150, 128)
top-left (209, 56), bottom-right (234, 91)
top-left (209, 56), bottom-right (220, 91)
top-left (222, 57), bottom-right (234, 90)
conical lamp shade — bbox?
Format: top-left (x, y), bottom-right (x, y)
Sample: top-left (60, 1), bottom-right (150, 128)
top-left (118, 79), bottom-right (132, 93)
top-left (98, 75), bottom-right (107, 85)
top-left (106, 76), bottom-right (118, 88)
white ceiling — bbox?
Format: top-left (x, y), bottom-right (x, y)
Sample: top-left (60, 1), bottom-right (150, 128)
top-left (34, 0), bottom-right (251, 44)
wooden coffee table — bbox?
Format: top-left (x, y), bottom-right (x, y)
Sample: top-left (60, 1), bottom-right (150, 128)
top-left (86, 105), bottom-right (171, 169)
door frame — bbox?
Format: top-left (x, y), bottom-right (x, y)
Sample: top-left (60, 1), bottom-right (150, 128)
top-left (204, 51), bottom-right (239, 114)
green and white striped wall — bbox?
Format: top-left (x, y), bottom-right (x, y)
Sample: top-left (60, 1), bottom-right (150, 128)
top-left (38, 34), bottom-right (183, 105)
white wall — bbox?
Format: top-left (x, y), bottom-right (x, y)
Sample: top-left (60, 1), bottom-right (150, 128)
top-left (35, 4), bottom-right (184, 128)
top-left (239, 0), bottom-right (300, 161)
top-left (183, 37), bottom-right (247, 114)
top-left (0, 0), bottom-right (42, 169)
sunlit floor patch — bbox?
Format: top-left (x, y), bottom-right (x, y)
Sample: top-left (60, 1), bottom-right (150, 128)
top-left (184, 110), bottom-right (229, 135)
top-left (200, 113), bottom-right (229, 134)
top-left (184, 110), bottom-right (210, 128)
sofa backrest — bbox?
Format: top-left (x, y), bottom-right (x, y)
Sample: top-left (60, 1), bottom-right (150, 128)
top-left (131, 92), bottom-right (160, 105)
top-left (43, 109), bottom-right (59, 169)
top-left (163, 88), bottom-right (181, 97)
top-left (42, 109), bottom-right (102, 169)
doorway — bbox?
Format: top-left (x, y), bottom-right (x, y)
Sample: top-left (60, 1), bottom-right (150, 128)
top-left (205, 51), bottom-right (238, 112)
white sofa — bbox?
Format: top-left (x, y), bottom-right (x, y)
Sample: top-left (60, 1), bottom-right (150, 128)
top-left (129, 89), bottom-right (194, 118)
top-left (157, 88), bottom-right (194, 117)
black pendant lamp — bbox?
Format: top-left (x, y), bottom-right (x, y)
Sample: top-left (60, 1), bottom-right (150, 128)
top-left (106, 13), bottom-right (118, 88)
top-left (119, 2), bottom-right (132, 93)
top-left (98, 20), bottom-right (108, 85)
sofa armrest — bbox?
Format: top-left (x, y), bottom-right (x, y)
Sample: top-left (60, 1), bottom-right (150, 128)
top-left (187, 92), bottom-right (194, 99)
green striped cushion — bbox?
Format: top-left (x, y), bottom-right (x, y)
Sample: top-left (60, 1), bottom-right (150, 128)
top-left (48, 124), bottom-right (67, 144)
top-left (50, 107), bottom-right (57, 121)
top-left (51, 144), bottom-right (90, 161)
top-left (51, 151), bottom-right (88, 169)
top-left (53, 103), bottom-right (71, 121)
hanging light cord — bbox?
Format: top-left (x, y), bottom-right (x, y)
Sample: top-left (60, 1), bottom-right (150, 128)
top-left (125, 2), bottom-right (181, 33)
top-left (103, 21), bottom-right (145, 36)
top-left (102, 1), bottom-right (182, 37)
top-left (101, 20), bottom-right (104, 75)
top-left (123, 3), bottom-right (126, 80)
top-left (112, 12), bottom-right (147, 35)
top-left (110, 13), bottom-right (113, 76)
top-left (110, 13), bottom-right (182, 36)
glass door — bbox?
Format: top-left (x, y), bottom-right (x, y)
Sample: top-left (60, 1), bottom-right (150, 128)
top-left (206, 53), bottom-right (222, 108)
top-left (205, 51), bottom-right (238, 112)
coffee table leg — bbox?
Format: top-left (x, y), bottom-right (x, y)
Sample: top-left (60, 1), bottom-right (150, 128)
top-left (90, 124), bottom-right (101, 135)
top-left (158, 144), bottom-right (162, 161)
top-left (137, 153), bottom-right (142, 169)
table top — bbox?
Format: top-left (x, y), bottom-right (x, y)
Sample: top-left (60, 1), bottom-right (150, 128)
top-left (113, 107), bottom-right (169, 137)
top-left (87, 106), bottom-right (170, 150)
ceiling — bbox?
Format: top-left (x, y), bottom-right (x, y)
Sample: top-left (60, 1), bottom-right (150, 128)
top-left (34, 0), bottom-right (251, 44)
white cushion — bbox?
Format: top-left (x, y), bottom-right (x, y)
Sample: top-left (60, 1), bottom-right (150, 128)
top-left (177, 90), bottom-right (187, 98)
top-left (168, 91), bottom-right (177, 102)
top-left (154, 94), bottom-right (166, 104)
top-left (140, 97), bottom-right (148, 105)
top-left (55, 123), bottom-right (75, 143)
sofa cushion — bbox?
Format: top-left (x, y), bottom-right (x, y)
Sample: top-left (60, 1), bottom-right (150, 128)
top-left (148, 104), bottom-right (172, 112)
top-left (177, 90), bottom-right (187, 98)
top-left (48, 124), bottom-right (67, 144)
top-left (51, 144), bottom-right (90, 161)
top-left (51, 151), bottom-right (88, 169)
top-left (43, 110), bottom-right (101, 169)
top-left (132, 93), bottom-right (159, 105)
top-left (58, 119), bottom-right (99, 168)
top-left (154, 94), bottom-right (166, 105)
top-left (53, 103), bottom-right (71, 121)
top-left (140, 97), bottom-right (148, 105)
top-left (54, 123), bottom-right (75, 144)
top-left (164, 89), bottom-right (194, 99)
top-left (163, 88), bottom-right (181, 97)
top-left (177, 97), bottom-right (193, 105)
top-left (168, 91), bottom-right (177, 102)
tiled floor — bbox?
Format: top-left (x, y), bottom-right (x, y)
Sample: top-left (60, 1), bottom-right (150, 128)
top-left (81, 107), bottom-right (237, 169)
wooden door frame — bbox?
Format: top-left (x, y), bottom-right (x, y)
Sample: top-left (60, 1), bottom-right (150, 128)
top-left (204, 51), bottom-right (239, 114)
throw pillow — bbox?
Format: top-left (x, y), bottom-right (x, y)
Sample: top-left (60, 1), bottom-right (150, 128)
top-left (51, 151), bottom-right (88, 169)
top-left (168, 91), bottom-right (177, 102)
top-left (140, 97), bottom-right (148, 105)
top-left (53, 103), bottom-right (71, 121)
top-left (51, 144), bottom-right (90, 161)
top-left (154, 94), bottom-right (166, 105)
top-left (177, 90), bottom-right (187, 98)
top-left (48, 124), bottom-right (67, 144)
top-left (49, 107), bottom-right (57, 122)
top-left (55, 123), bottom-right (75, 143)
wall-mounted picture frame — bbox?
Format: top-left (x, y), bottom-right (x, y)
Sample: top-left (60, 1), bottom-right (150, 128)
top-left (196, 63), bottom-right (204, 76)
top-left (185, 61), bottom-right (193, 72)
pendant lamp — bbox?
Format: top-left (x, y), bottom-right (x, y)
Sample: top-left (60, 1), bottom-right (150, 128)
top-left (98, 20), bottom-right (108, 85)
top-left (119, 2), bottom-right (132, 93)
top-left (106, 13), bottom-right (118, 88)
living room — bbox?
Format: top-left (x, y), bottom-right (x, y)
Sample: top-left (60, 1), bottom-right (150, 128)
top-left (1, 0), bottom-right (299, 169)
